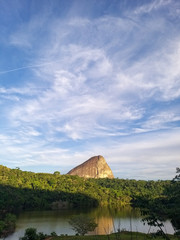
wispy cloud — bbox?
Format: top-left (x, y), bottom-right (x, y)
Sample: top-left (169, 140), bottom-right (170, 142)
top-left (0, 0), bottom-right (180, 179)
top-left (1, 127), bottom-right (179, 179)
top-left (9, 19), bottom-right (180, 138)
top-left (134, 0), bottom-right (172, 14)
top-left (0, 62), bottom-right (56, 75)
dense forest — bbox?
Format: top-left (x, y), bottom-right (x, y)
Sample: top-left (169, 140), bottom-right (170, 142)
top-left (0, 165), bottom-right (170, 212)
top-left (0, 165), bottom-right (179, 238)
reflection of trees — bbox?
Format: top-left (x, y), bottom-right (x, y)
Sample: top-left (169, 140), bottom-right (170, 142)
top-left (93, 216), bottom-right (114, 235)
top-left (88, 206), bottom-right (141, 235)
top-left (88, 205), bottom-right (141, 218)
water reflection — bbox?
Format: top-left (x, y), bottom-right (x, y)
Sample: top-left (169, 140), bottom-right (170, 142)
top-left (5, 206), bottom-right (174, 240)
top-left (90, 206), bottom-right (174, 235)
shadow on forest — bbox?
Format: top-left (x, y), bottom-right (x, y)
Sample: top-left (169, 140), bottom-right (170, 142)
top-left (0, 183), bottom-right (99, 214)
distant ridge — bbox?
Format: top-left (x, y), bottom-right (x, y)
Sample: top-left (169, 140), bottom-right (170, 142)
top-left (67, 155), bottom-right (114, 179)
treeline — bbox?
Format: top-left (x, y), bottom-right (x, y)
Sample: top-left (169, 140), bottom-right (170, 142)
top-left (134, 168), bottom-right (180, 236)
top-left (0, 165), bottom-right (170, 213)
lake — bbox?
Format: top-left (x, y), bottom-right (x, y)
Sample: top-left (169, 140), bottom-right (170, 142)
top-left (5, 206), bottom-right (174, 240)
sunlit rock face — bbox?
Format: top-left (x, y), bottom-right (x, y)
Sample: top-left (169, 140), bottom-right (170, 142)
top-left (67, 155), bottom-right (114, 179)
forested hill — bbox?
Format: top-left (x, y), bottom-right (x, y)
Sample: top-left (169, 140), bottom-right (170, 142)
top-left (0, 165), bottom-right (170, 212)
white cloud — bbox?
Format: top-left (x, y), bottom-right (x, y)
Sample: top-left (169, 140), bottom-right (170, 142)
top-left (1, 1), bottom-right (180, 179)
top-left (6, 14), bottom-right (180, 142)
top-left (87, 129), bottom-right (180, 179)
top-left (141, 110), bottom-right (180, 131)
top-left (134, 0), bottom-right (172, 15)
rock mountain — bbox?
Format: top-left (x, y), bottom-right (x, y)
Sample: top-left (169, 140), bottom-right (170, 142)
top-left (67, 155), bottom-right (114, 179)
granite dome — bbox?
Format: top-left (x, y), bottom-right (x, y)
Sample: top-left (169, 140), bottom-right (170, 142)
top-left (67, 155), bottom-right (114, 179)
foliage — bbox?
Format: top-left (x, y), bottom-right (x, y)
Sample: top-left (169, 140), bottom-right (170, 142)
top-left (0, 164), bottom-right (177, 239)
top-left (0, 164), bottom-right (171, 214)
top-left (135, 167), bottom-right (180, 237)
top-left (167, 168), bottom-right (180, 235)
top-left (51, 231), bottom-right (58, 236)
top-left (173, 167), bottom-right (180, 182)
top-left (43, 232), bottom-right (177, 240)
top-left (19, 227), bottom-right (47, 240)
top-left (69, 215), bottom-right (98, 235)
top-left (0, 213), bottom-right (16, 238)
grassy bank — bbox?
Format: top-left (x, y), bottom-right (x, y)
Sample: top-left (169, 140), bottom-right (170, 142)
top-left (49, 232), bottom-right (179, 240)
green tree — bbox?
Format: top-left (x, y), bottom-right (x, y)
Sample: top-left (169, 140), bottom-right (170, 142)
top-left (0, 221), bottom-right (5, 236)
top-left (137, 168), bottom-right (180, 238)
top-left (19, 228), bottom-right (46, 240)
top-left (20, 228), bottom-right (38, 240)
top-left (69, 215), bottom-right (98, 235)
top-left (168, 167), bottom-right (180, 235)
top-left (173, 167), bottom-right (180, 181)
top-left (0, 213), bottom-right (16, 238)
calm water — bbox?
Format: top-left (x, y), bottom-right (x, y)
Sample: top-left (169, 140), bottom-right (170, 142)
top-left (5, 206), bottom-right (174, 240)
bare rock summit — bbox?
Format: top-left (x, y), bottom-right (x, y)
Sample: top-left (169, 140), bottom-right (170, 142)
top-left (67, 155), bottom-right (114, 179)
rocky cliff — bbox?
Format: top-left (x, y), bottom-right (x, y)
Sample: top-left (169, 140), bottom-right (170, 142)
top-left (67, 155), bottom-right (114, 179)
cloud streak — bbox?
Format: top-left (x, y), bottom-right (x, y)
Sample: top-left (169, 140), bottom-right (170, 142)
top-left (0, 62), bottom-right (57, 75)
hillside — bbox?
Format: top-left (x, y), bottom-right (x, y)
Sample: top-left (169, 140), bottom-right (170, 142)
top-left (0, 164), bottom-right (170, 213)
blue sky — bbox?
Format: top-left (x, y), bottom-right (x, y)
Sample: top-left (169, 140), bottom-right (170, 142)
top-left (0, 0), bottom-right (180, 180)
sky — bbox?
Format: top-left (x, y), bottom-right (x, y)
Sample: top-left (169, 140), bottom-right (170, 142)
top-left (0, 0), bottom-right (180, 180)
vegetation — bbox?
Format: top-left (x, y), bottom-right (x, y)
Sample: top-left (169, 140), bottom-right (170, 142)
top-left (0, 164), bottom-right (170, 213)
top-left (0, 213), bottom-right (16, 238)
top-left (0, 164), bottom-right (179, 239)
top-left (50, 232), bottom-right (178, 240)
top-left (19, 229), bottom-right (179, 240)
top-left (19, 227), bottom-right (47, 240)
top-left (69, 215), bottom-right (98, 235)
top-left (134, 168), bottom-right (180, 238)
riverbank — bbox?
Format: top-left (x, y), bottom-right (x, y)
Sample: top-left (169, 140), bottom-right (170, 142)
top-left (5, 207), bottom-right (175, 240)
top-left (47, 232), bottom-right (179, 240)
